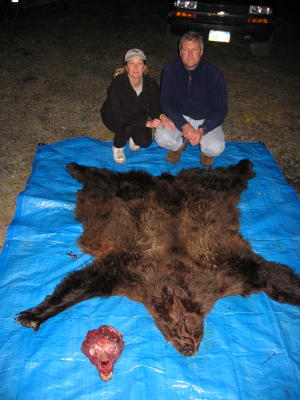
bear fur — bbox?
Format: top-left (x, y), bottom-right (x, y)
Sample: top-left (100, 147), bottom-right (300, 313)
top-left (16, 159), bottom-right (300, 357)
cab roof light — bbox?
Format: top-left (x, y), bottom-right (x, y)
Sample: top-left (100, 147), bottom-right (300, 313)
top-left (248, 18), bottom-right (269, 23)
top-left (173, 11), bottom-right (197, 19)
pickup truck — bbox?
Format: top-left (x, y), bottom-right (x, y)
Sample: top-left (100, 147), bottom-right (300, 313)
top-left (166, 0), bottom-right (276, 56)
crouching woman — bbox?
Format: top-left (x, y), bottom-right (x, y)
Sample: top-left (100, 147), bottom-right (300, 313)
top-left (101, 48), bottom-right (162, 163)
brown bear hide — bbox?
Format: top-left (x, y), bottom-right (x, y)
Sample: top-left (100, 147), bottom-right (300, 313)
top-left (16, 159), bottom-right (300, 357)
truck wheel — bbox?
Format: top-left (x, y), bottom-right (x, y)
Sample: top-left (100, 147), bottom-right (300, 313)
top-left (250, 34), bottom-right (273, 56)
top-left (166, 24), bottom-right (179, 48)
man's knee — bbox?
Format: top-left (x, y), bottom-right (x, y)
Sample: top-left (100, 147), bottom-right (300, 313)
top-left (206, 141), bottom-right (225, 157)
top-left (155, 126), bottom-right (183, 151)
top-left (155, 126), bottom-right (168, 148)
top-left (201, 126), bottom-right (225, 157)
top-left (201, 136), bottom-right (225, 157)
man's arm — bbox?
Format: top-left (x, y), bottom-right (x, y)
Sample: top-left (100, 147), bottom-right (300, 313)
top-left (198, 71), bottom-right (228, 133)
top-left (160, 65), bottom-right (187, 131)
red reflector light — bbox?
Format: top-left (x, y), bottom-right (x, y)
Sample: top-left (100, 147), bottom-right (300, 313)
top-left (174, 11), bottom-right (197, 19)
top-left (248, 18), bottom-right (269, 24)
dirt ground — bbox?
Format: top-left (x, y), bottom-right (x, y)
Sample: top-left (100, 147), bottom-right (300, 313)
top-left (0, 0), bottom-right (299, 250)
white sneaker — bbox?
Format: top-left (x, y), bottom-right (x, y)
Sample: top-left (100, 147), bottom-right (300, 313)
top-left (112, 146), bottom-right (126, 163)
top-left (129, 137), bottom-right (140, 151)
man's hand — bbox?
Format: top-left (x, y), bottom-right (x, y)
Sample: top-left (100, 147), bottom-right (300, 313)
top-left (191, 128), bottom-right (205, 145)
top-left (160, 114), bottom-right (176, 131)
top-left (182, 124), bottom-right (203, 146)
top-left (182, 123), bottom-right (195, 141)
top-left (146, 119), bottom-right (161, 129)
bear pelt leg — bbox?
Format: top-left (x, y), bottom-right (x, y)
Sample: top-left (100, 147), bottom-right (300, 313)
top-left (16, 251), bottom-right (137, 331)
top-left (16, 159), bottom-right (300, 357)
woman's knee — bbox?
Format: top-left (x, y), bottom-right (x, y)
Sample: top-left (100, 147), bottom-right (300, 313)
top-left (136, 128), bottom-right (153, 148)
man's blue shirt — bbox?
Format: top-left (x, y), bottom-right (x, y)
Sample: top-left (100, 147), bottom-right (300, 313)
top-left (160, 58), bottom-right (228, 132)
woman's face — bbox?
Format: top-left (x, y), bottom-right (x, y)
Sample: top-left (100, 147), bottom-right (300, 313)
top-left (126, 57), bottom-right (145, 81)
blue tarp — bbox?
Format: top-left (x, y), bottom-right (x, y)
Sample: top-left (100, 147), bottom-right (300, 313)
top-left (0, 138), bottom-right (299, 400)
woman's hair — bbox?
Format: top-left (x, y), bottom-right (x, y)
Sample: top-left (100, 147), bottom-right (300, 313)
top-left (179, 31), bottom-right (204, 50)
top-left (113, 63), bottom-right (149, 78)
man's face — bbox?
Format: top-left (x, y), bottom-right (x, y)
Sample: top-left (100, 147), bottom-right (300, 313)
top-left (180, 40), bottom-right (203, 70)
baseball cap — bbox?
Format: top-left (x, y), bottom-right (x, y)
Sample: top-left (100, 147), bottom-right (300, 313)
top-left (124, 48), bottom-right (146, 62)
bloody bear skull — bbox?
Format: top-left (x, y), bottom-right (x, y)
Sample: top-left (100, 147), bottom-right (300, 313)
top-left (81, 325), bottom-right (124, 381)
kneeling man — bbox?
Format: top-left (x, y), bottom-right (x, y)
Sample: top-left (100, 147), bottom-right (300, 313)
top-left (156, 31), bottom-right (228, 167)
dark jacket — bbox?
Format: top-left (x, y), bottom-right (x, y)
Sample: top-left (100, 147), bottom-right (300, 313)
top-left (160, 58), bottom-right (228, 132)
top-left (101, 73), bottom-right (162, 131)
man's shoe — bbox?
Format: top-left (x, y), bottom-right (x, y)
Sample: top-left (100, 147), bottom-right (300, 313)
top-left (166, 142), bottom-right (186, 163)
top-left (112, 146), bottom-right (126, 163)
top-left (201, 152), bottom-right (214, 168)
top-left (129, 137), bottom-right (140, 151)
